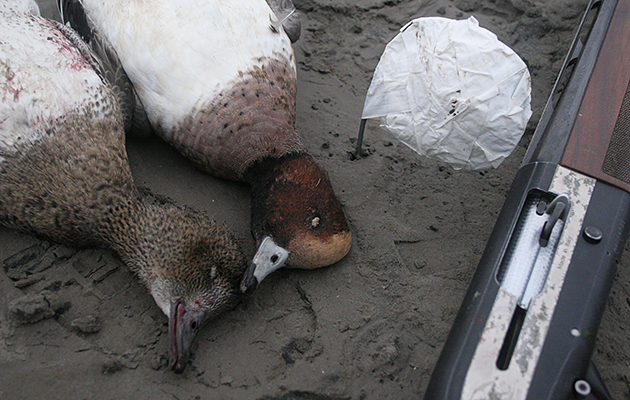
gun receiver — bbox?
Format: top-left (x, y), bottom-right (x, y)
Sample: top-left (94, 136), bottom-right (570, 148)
top-left (424, 0), bottom-right (630, 399)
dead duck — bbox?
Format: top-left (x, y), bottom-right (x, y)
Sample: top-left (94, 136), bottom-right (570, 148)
top-left (58, 0), bottom-right (352, 292)
top-left (0, 1), bottom-right (247, 373)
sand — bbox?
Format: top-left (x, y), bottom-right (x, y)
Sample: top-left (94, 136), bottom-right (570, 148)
top-left (1, 0), bottom-right (629, 399)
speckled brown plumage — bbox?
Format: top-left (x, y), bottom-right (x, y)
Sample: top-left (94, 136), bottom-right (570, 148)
top-left (0, 100), bottom-right (246, 301)
top-left (173, 58), bottom-right (304, 181)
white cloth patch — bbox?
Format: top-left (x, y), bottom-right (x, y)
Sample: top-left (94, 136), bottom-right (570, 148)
top-left (362, 16), bottom-right (532, 170)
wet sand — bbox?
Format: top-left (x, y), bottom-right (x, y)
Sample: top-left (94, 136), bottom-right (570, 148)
top-left (1, 1), bottom-right (629, 399)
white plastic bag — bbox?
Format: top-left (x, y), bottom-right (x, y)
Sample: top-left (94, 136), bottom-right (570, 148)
top-left (362, 16), bottom-right (531, 170)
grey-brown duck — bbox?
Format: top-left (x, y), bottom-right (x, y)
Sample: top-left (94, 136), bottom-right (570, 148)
top-left (0, 0), bottom-right (247, 373)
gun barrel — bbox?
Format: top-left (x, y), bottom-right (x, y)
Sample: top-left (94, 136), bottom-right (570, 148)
top-left (523, 0), bottom-right (617, 166)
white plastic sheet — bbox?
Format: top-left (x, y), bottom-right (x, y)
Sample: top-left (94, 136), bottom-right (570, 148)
top-left (362, 16), bottom-right (532, 170)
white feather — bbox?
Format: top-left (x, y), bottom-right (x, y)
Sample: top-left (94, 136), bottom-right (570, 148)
top-left (80, 0), bottom-right (296, 133)
top-left (0, 5), bottom-right (104, 157)
top-left (0, 0), bottom-right (40, 15)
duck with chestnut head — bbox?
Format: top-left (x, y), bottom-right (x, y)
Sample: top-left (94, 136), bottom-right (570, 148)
top-left (58, 0), bottom-right (352, 292)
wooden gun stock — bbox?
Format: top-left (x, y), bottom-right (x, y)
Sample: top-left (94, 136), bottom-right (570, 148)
top-left (562, 0), bottom-right (630, 192)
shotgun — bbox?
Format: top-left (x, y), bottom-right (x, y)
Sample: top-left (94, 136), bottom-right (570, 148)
top-left (424, 0), bottom-right (630, 399)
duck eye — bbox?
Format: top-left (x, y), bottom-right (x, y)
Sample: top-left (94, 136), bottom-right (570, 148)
top-left (270, 254), bottom-right (279, 264)
top-left (191, 320), bottom-right (198, 331)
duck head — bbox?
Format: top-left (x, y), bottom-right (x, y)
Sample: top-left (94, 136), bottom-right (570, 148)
top-left (160, 277), bottom-right (236, 373)
top-left (241, 152), bottom-right (351, 292)
top-left (123, 208), bottom-right (248, 373)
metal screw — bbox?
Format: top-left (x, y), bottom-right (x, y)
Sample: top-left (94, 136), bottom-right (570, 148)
top-left (574, 380), bottom-right (591, 396)
top-left (583, 226), bottom-right (603, 244)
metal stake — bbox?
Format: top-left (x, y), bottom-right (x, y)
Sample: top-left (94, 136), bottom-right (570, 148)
top-left (354, 118), bottom-right (367, 158)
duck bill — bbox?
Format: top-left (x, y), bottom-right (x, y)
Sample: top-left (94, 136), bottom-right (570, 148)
top-left (240, 236), bottom-right (289, 293)
top-left (169, 301), bottom-right (205, 373)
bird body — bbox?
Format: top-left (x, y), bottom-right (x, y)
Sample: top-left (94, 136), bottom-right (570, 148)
top-left (76, 0), bottom-right (302, 180)
top-left (0, 1), bottom-right (247, 373)
top-left (60, 0), bottom-right (351, 291)
top-left (1, 3), bottom-right (126, 246)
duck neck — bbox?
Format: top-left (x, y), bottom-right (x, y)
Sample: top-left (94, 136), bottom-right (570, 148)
top-left (95, 196), bottom-right (166, 279)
